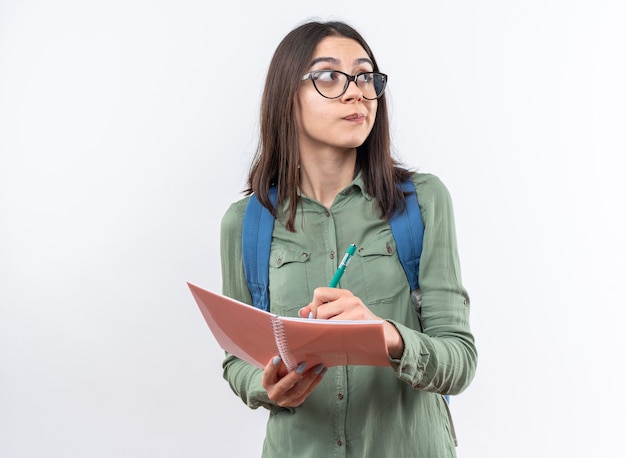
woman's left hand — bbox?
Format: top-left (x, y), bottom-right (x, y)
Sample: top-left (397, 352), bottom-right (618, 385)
top-left (299, 287), bottom-right (405, 359)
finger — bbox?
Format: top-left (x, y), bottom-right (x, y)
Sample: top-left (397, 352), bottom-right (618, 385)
top-left (282, 364), bottom-right (327, 407)
top-left (261, 355), bottom-right (282, 387)
top-left (298, 305), bottom-right (312, 318)
top-left (308, 288), bottom-right (353, 319)
top-left (311, 287), bottom-right (349, 305)
top-left (269, 373), bottom-right (309, 406)
top-left (265, 361), bottom-right (307, 402)
top-left (267, 362), bottom-right (311, 403)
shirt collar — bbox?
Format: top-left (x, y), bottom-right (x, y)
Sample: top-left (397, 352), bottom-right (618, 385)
top-left (282, 171), bottom-right (373, 213)
top-left (345, 172), bottom-right (373, 201)
top-left (293, 172), bottom-right (373, 201)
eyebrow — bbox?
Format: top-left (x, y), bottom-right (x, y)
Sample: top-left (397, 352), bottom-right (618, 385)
top-left (309, 57), bottom-right (374, 68)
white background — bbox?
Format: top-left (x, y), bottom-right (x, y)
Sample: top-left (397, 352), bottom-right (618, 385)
top-left (1, 1), bottom-right (625, 457)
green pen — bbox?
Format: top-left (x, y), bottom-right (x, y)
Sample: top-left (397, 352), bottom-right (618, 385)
top-left (328, 244), bottom-right (357, 288)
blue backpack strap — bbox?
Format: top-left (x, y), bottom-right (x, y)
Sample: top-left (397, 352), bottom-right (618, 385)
top-left (241, 186), bottom-right (278, 312)
top-left (389, 178), bottom-right (423, 291)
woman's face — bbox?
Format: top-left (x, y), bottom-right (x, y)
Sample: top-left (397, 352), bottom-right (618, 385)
top-left (294, 36), bottom-right (378, 155)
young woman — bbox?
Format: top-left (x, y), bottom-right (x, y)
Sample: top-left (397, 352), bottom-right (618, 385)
top-left (220, 20), bottom-right (477, 457)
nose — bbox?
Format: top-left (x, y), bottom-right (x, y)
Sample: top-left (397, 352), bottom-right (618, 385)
top-left (341, 78), bottom-right (363, 102)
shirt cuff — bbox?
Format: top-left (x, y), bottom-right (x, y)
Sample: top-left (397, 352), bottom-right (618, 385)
top-left (386, 319), bottom-right (431, 388)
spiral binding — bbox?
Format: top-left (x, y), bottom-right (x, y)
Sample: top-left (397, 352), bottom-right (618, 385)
top-left (270, 316), bottom-right (297, 372)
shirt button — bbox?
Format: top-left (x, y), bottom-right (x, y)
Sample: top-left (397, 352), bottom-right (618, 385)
top-left (337, 437), bottom-right (343, 446)
top-left (337, 392), bottom-right (344, 400)
top-left (330, 251), bottom-right (335, 260)
top-left (386, 244), bottom-right (392, 254)
top-left (325, 210), bottom-right (330, 217)
top-left (276, 257), bottom-right (282, 266)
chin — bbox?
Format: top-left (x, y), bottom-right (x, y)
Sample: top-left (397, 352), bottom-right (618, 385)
top-left (343, 138), bottom-right (369, 149)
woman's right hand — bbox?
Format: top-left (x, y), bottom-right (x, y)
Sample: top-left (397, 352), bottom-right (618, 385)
top-left (261, 356), bottom-right (326, 408)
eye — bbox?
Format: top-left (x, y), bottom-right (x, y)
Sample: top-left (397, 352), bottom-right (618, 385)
top-left (313, 70), bottom-right (341, 83)
top-left (357, 72), bottom-right (374, 84)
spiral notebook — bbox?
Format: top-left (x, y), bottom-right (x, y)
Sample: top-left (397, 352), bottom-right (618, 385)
top-left (187, 282), bottom-right (390, 372)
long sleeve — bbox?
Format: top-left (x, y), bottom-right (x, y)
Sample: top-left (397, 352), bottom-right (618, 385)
top-left (219, 198), bottom-right (277, 410)
top-left (389, 174), bottom-right (477, 395)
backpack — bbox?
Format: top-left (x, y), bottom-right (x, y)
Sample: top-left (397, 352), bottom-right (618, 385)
top-left (241, 177), bottom-right (451, 405)
top-left (241, 178), bottom-right (422, 312)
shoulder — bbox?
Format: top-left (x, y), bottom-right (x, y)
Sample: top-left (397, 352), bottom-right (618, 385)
top-left (409, 172), bottom-right (456, 224)
top-left (410, 172), bottom-right (452, 205)
top-left (220, 195), bottom-right (250, 234)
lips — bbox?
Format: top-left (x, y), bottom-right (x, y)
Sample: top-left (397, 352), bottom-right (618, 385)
top-left (344, 113), bottom-right (365, 121)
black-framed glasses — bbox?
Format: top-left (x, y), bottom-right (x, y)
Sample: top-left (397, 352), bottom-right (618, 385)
top-left (301, 70), bottom-right (388, 100)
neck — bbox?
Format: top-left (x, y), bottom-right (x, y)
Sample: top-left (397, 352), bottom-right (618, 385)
top-left (299, 148), bottom-right (357, 209)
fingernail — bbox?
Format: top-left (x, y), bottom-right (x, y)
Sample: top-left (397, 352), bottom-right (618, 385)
top-left (308, 311), bottom-right (314, 319)
top-left (296, 362), bottom-right (307, 374)
top-left (273, 355), bottom-right (281, 365)
top-left (313, 364), bottom-right (324, 375)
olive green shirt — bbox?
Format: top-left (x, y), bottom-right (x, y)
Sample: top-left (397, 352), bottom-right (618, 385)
top-left (220, 172), bottom-right (477, 457)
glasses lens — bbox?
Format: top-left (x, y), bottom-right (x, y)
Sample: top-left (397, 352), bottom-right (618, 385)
top-left (356, 72), bottom-right (387, 100)
top-left (310, 71), bottom-right (346, 98)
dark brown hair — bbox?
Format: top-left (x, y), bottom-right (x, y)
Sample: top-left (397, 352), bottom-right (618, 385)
top-left (246, 20), bottom-right (412, 231)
